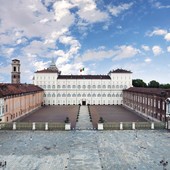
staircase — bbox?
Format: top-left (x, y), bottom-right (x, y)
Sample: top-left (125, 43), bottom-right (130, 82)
top-left (76, 106), bottom-right (93, 130)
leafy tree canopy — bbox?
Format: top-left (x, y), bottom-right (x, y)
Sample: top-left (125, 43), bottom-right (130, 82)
top-left (148, 80), bottom-right (160, 88)
top-left (132, 79), bottom-right (147, 87)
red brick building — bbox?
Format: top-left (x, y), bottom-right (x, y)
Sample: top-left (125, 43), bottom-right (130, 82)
top-left (123, 87), bottom-right (170, 122)
top-left (0, 83), bottom-right (44, 122)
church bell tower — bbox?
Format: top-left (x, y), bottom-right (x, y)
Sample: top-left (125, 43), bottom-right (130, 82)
top-left (11, 59), bottom-right (20, 84)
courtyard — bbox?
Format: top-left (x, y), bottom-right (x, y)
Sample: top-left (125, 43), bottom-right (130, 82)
top-left (0, 130), bottom-right (169, 170)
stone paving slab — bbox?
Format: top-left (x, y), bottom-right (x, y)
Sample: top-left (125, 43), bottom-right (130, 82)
top-left (0, 130), bottom-right (170, 170)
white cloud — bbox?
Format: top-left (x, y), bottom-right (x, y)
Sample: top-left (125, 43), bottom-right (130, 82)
top-left (152, 46), bottom-right (162, 56)
top-left (141, 45), bottom-right (150, 51)
top-left (164, 33), bottom-right (170, 41)
top-left (148, 28), bottom-right (167, 36)
top-left (167, 46), bottom-right (170, 52)
top-left (113, 45), bottom-right (139, 61)
top-left (108, 3), bottom-right (133, 17)
top-left (33, 61), bottom-right (49, 71)
top-left (144, 58), bottom-right (152, 63)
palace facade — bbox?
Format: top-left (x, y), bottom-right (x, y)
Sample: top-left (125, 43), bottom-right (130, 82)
top-left (33, 61), bottom-right (132, 105)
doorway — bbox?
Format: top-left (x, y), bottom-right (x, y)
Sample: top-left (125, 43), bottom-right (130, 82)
top-left (82, 100), bottom-right (86, 105)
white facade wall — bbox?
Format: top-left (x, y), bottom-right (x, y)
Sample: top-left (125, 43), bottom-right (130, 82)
top-left (34, 72), bottom-right (132, 105)
top-left (0, 98), bottom-right (4, 121)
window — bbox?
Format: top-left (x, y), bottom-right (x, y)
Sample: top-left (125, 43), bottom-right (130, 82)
top-left (44, 93), bottom-right (46, 97)
top-left (48, 85), bottom-right (51, 89)
top-left (107, 94), bottom-right (111, 97)
top-left (52, 93), bottom-right (55, 97)
top-left (108, 85), bottom-right (111, 88)
top-left (72, 94), bottom-right (76, 97)
top-left (62, 85), bottom-right (66, 89)
top-left (102, 94), bottom-right (106, 97)
top-left (78, 85), bottom-right (81, 89)
top-left (43, 85), bottom-right (46, 89)
top-left (93, 85), bottom-right (96, 88)
top-left (67, 85), bottom-right (71, 89)
top-left (112, 85), bottom-right (115, 88)
top-left (87, 93), bottom-right (91, 97)
top-left (82, 85), bottom-right (86, 89)
top-left (92, 94), bottom-right (96, 97)
top-left (52, 85), bottom-right (55, 89)
top-left (57, 85), bottom-right (61, 89)
top-left (162, 102), bottom-right (165, 110)
top-left (48, 93), bottom-right (51, 97)
top-left (72, 85), bottom-right (76, 88)
top-left (6, 105), bottom-right (8, 112)
top-left (13, 66), bottom-right (16, 72)
top-left (87, 85), bottom-right (91, 89)
top-left (120, 85), bottom-right (123, 88)
top-left (102, 85), bottom-right (106, 88)
top-left (116, 94), bottom-right (119, 97)
top-left (57, 94), bottom-right (61, 97)
top-left (97, 94), bottom-right (101, 97)
top-left (97, 85), bottom-right (101, 89)
top-left (116, 85), bottom-right (119, 88)
top-left (112, 94), bottom-right (115, 97)
top-left (82, 93), bottom-right (86, 97)
top-left (62, 94), bottom-right (66, 97)
top-left (158, 100), bottom-right (160, 109)
top-left (120, 93), bottom-right (122, 97)
top-left (67, 93), bottom-right (71, 97)
top-left (77, 93), bottom-right (81, 97)
top-left (124, 85), bottom-right (127, 89)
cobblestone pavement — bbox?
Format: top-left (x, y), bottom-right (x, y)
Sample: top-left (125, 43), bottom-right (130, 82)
top-left (0, 130), bottom-right (170, 170)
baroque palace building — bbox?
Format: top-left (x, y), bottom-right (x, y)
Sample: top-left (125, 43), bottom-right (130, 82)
top-left (33, 60), bottom-right (132, 105)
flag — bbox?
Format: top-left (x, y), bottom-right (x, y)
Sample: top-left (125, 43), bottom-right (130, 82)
top-left (80, 68), bottom-right (85, 72)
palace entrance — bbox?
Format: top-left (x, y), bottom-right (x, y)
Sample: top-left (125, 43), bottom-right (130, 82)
top-left (82, 100), bottom-right (86, 105)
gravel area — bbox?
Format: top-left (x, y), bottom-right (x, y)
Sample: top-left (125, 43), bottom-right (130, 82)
top-left (0, 130), bottom-right (169, 170)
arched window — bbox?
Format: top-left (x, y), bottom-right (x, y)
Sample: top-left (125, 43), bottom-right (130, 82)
top-left (120, 93), bottom-right (122, 97)
top-left (67, 93), bottom-right (71, 97)
top-left (62, 94), bottom-right (66, 97)
top-left (52, 93), bottom-right (55, 97)
top-left (82, 85), bottom-right (86, 89)
top-left (44, 93), bottom-right (46, 97)
top-left (93, 85), bottom-right (96, 88)
top-left (87, 85), bottom-right (91, 89)
top-left (120, 85), bottom-right (123, 88)
top-left (87, 93), bottom-right (91, 97)
top-left (67, 85), bottom-right (71, 89)
top-left (57, 94), bottom-right (61, 97)
top-left (92, 93), bottom-right (96, 97)
top-left (72, 85), bottom-right (76, 88)
top-left (97, 85), bottom-right (101, 89)
top-left (116, 85), bottom-right (119, 88)
top-left (116, 94), bottom-right (119, 97)
top-left (48, 85), bottom-right (51, 89)
top-left (102, 94), bottom-right (106, 97)
top-left (57, 85), bottom-right (60, 89)
top-left (82, 93), bottom-right (86, 97)
top-left (77, 93), bottom-right (81, 97)
top-left (112, 85), bottom-right (115, 88)
top-left (97, 94), bottom-right (101, 97)
top-left (48, 93), bottom-right (51, 97)
top-left (124, 85), bottom-right (127, 89)
top-left (108, 85), bottom-right (111, 88)
top-left (107, 94), bottom-right (111, 97)
top-left (102, 85), bottom-right (106, 88)
top-left (77, 85), bottom-right (81, 89)
top-left (62, 85), bottom-right (66, 89)
top-left (52, 85), bottom-right (55, 89)
top-left (44, 85), bottom-right (46, 89)
top-left (72, 94), bottom-right (76, 97)
top-left (112, 94), bottom-right (115, 97)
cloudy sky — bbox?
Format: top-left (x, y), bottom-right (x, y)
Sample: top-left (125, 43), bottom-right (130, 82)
top-left (0, 0), bottom-right (170, 84)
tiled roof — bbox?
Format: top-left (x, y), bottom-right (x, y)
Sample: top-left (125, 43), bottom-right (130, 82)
top-left (123, 87), bottom-right (170, 96)
top-left (58, 75), bottom-right (111, 79)
top-left (109, 69), bottom-right (132, 74)
top-left (35, 69), bottom-right (60, 73)
top-left (0, 84), bottom-right (43, 98)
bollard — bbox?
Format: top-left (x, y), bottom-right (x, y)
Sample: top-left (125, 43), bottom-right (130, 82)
top-left (45, 122), bottom-right (48, 131)
top-left (32, 122), bottom-right (36, 130)
top-left (151, 122), bottom-right (154, 130)
top-left (132, 122), bottom-right (135, 130)
top-left (13, 122), bottom-right (16, 130)
top-left (97, 123), bottom-right (103, 130)
top-left (65, 123), bottom-right (71, 130)
top-left (120, 122), bottom-right (123, 130)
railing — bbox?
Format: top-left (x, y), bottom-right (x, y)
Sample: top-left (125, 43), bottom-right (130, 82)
top-left (0, 122), bottom-right (65, 131)
top-left (104, 122), bottom-right (166, 130)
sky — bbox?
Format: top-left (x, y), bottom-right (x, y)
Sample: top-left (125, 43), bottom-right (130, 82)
top-left (0, 0), bottom-right (170, 84)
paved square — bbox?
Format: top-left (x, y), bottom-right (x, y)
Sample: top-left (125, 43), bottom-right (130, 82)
top-left (0, 130), bottom-right (169, 170)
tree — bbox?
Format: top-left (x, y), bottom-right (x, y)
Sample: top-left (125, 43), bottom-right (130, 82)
top-left (132, 79), bottom-right (147, 87)
top-left (160, 84), bottom-right (170, 89)
top-left (148, 80), bottom-right (160, 88)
